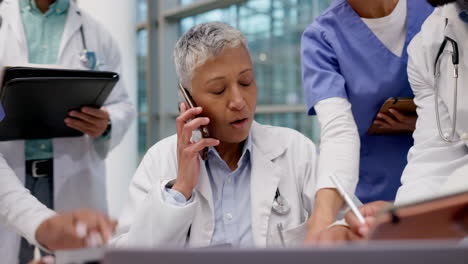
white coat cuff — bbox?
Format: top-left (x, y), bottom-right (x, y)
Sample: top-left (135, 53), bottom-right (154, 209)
top-left (327, 218), bottom-right (349, 229)
top-left (163, 187), bottom-right (195, 207)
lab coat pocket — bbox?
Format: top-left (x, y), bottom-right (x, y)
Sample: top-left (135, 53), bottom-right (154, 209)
top-left (268, 221), bottom-right (307, 248)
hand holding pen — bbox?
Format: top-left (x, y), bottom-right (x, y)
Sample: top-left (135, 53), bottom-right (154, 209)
top-left (329, 174), bottom-right (391, 237)
top-left (344, 200), bottom-right (392, 237)
top-left (308, 175), bottom-right (393, 244)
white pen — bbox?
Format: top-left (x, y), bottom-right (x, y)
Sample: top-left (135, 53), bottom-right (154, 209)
top-left (329, 173), bottom-right (366, 224)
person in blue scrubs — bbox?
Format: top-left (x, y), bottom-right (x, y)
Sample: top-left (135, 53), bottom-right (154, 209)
top-left (301, 0), bottom-right (433, 241)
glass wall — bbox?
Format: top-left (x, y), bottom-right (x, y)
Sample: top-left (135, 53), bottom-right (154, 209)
top-left (136, 0), bottom-right (331, 158)
top-left (136, 0), bottom-right (148, 158)
top-left (178, 0), bottom-right (329, 142)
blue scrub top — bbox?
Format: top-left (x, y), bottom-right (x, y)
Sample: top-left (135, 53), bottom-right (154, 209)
top-left (301, 0), bottom-right (433, 203)
top-left (0, 103), bottom-right (4, 121)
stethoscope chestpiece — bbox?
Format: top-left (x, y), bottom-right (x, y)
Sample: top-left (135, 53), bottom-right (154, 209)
top-left (272, 188), bottom-right (291, 215)
top-left (80, 50), bottom-right (98, 70)
top-left (79, 25), bottom-right (98, 70)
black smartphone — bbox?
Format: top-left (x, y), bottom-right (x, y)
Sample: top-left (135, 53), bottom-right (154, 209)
top-left (178, 83), bottom-right (210, 159)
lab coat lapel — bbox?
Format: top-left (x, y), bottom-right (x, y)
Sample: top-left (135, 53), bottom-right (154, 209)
top-left (189, 157), bottom-right (215, 246)
top-left (249, 122), bottom-right (286, 247)
top-left (3, 0), bottom-right (28, 61)
top-left (58, 1), bottom-right (82, 62)
top-left (196, 157), bottom-right (215, 218)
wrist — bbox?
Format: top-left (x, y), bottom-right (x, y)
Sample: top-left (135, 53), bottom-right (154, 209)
top-left (101, 120), bottom-right (112, 137)
top-left (314, 188), bottom-right (345, 213)
top-left (35, 218), bottom-right (53, 250)
top-left (308, 212), bottom-right (335, 229)
top-left (171, 181), bottom-right (193, 200)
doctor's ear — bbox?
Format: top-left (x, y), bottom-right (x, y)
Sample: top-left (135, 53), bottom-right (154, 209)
top-left (426, 0), bottom-right (456, 7)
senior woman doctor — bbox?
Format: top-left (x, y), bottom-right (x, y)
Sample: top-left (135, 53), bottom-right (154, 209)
top-left (112, 22), bottom-right (318, 248)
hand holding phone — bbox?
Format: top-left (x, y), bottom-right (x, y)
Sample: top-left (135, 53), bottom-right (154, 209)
top-left (172, 84), bottom-right (220, 200)
top-left (178, 84), bottom-right (210, 139)
top-left (368, 97), bottom-right (417, 135)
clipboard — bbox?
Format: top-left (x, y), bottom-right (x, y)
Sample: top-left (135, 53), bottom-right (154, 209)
top-left (369, 190), bottom-right (468, 240)
top-left (0, 66), bottom-right (118, 140)
top-left (367, 97), bottom-right (417, 135)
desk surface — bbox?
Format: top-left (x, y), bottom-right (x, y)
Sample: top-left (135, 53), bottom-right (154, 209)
top-left (102, 241), bottom-right (468, 264)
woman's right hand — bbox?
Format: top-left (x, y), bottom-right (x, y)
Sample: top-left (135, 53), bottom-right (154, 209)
top-left (172, 103), bottom-right (219, 200)
top-left (345, 200), bottom-right (393, 237)
top-left (373, 109), bottom-right (417, 133)
top-left (311, 201), bottom-right (393, 245)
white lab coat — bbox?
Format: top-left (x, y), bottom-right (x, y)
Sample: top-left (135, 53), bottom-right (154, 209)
top-left (396, 3), bottom-right (468, 205)
top-left (0, 1), bottom-right (134, 262)
top-left (111, 122), bottom-right (317, 248)
top-left (440, 162), bottom-right (468, 195)
top-left (0, 154), bottom-right (56, 248)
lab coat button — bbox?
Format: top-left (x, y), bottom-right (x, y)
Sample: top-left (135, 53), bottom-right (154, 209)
top-left (224, 213), bottom-right (233, 221)
top-left (226, 176), bottom-right (232, 184)
top-left (461, 133), bottom-right (468, 140)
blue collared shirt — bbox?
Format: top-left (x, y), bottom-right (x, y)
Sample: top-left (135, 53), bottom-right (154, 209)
top-left (458, 0), bottom-right (468, 23)
top-left (459, 10), bottom-right (468, 23)
top-left (164, 136), bottom-right (254, 247)
top-left (19, 0), bottom-right (69, 160)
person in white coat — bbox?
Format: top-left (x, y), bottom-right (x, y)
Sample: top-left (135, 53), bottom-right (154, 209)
top-left (308, 0), bottom-right (468, 242)
top-left (0, 0), bottom-right (134, 262)
top-left (0, 87), bottom-right (117, 262)
top-left (0, 153), bottom-right (117, 263)
top-left (395, 0), bottom-right (468, 204)
top-left (111, 22), bottom-right (318, 248)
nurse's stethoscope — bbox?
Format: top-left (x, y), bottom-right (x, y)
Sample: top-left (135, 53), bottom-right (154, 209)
top-left (433, 18), bottom-right (460, 143)
top-left (272, 188), bottom-right (290, 215)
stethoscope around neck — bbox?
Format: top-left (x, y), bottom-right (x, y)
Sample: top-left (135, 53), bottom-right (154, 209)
top-left (433, 18), bottom-right (460, 143)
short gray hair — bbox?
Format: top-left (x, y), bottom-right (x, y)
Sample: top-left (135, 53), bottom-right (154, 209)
top-left (174, 22), bottom-right (248, 89)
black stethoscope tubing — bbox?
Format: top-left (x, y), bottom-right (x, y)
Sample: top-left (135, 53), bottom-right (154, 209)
top-left (79, 25), bottom-right (88, 51)
top-left (433, 18), bottom-right (460, 142)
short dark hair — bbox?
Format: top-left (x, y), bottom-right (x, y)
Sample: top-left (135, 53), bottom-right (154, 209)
top-left (426, 0), bottom-right (456, 7)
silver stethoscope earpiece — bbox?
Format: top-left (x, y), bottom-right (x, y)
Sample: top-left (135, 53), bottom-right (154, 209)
top-left (433, 19), bottom-right (460, 143)
top-left (272, 188), bottom-right (290, 215)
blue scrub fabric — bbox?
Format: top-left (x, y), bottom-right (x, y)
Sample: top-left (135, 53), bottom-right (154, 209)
top-left (0, 103), bottom-right (4, 121)
top-left (301, 0), bottom-right (433, 203)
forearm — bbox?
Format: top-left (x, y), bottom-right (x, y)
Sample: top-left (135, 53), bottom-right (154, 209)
top-left (113, 178), bottom-right (197, 248)
top-left (307, 98), bottom-right (360, 234)
top-left (314, 98), bottom-right (360, 199)
top-left (0, 160), bottom-right (56, 246)
top-left (309, 188), bottom-right (344, 223)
